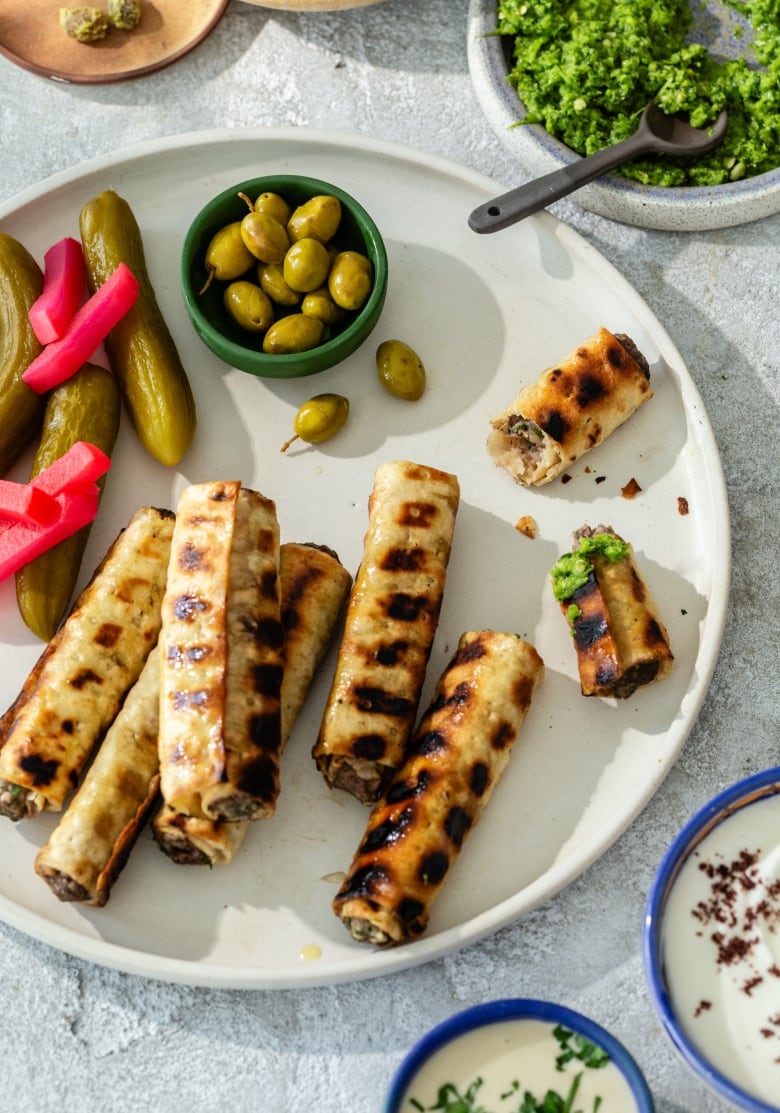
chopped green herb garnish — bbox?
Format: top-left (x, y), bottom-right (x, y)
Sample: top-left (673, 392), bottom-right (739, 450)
top-left (428, 1078), bottom-right (487, 1113)
top-left (552, 1025), bottom-right (610, 1072)
top-left (550, 532), bottom-right (628, 601)
top-left (507, 417), bottom-right (544, 440)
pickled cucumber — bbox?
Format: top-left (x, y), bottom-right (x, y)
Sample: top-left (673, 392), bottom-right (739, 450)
top-left (0, 233), bottom-right (46, 476)
top-left (16, 363), bottom-right (121, 641)
top-left (79, 189), bottom-right (196, 466)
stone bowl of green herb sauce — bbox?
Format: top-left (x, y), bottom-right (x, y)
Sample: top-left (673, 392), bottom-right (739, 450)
top-left (468, 0), bottom-right (780, 230)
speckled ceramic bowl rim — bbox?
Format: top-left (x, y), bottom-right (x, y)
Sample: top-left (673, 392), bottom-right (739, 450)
top-left (467, 0), bottom-right (780, 231)
top-left (180, 173), bottom-right (388, 378)
top-left (383, 998), bottom-right (655, 1113)
top-left (643, 766), bottom-right (780, 1113)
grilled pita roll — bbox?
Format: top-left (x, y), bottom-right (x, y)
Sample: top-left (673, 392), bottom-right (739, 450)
top-left (0, 506), bottom-right (174, 821)
top-left (552, 525), bottom-right (673, 698)
top-left (153, 541), bottom-right (352, 865)
top-left (35, 647), bottom-right (162, 906)
top-left (487, 327), bottom-right (653, 485)
top-left (333, 630), bottom-right (544, 946)
top-left (158, 481), bottom-right (284, 822)
top-left (313, 460), bottom-right (460, 804)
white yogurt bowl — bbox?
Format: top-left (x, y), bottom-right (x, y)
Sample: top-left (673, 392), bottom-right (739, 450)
top-left (384, 998), bottom-right (655, 1113)
top-left (644, 767), bottom-right (780, 1112)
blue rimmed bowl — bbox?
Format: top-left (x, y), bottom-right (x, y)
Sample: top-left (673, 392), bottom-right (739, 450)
top-left (384, 998), bottom-right (655, 1113)
top-left (644, 766), bottom-right (780, 1112)
top-left (467, 0), bottom-right (780, 231)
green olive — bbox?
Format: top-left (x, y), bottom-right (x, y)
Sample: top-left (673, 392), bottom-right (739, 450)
top-left (376, 340), bottom-right (426, 400)
top-left (223, 281), bottom-right (275, 333)
top-left (283, 238), bottom-right (331, 293)
top-left (376, 339), bottom-right (426, 400)
top-left (258, 261), bottom-right (301, 307)
top-left (253, 191), bottom-right (292, 226)
top-left (201, 222), bottom-right (254, 291)
top-left (328, 250), bottom-right (373, 311)
top-left (240, 210), bottom-right (290, 264)
top-left (263, 313), bottom-right (324, 355)
top-left (287, 195), bottom-right (342, 244)
top-left (301, 286), bottom-right (345, 326)
top-left (281, 392), bottom-right (349, 451)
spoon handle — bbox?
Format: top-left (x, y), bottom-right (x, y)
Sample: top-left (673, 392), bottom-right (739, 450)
top-left (468, 132), bottom-right (651, 233)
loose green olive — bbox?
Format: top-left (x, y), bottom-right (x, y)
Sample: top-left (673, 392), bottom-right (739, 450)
top-left (301, 286), bottom-right (345, 326)
top-left (240, 211), bottom-right (290, 264)
top-left (262, 313), bottom-right (324, 355)
top-left (281, 392), bottom-right (349, 451)
top-left (375, 339), bottom-right (426, 401)
top-left (283, 238), bottom-right (331, 294)
top-left (253, 191), bottom-right (292, 226)
top-left (258, 261), bottom-right (301, 307)
top-left (201, 222), bottom-right (254, 292)
top-left (223, 281), bottom-right (275, 333)
top-left (328, 250), bottom-right (373, 311)
top-left (287, 195), bottom-right (342, 244)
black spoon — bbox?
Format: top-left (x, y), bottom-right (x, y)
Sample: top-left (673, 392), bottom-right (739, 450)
top-left (468, 103), bottom-right (729, 233)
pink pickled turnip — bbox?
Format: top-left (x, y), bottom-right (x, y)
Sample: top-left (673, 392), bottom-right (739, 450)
top-left (30, 440), bottom-right (112, 496)
top-left (28, 237), bottom-right (86, 345)
top-left (0, 481), bottom-right (59, 526)
top-left (22, 263), bottom-right (139, 394)
top-left (0, 487), bottom-right (99, 584)
top-left (0, 442), bottom-right (109, 583)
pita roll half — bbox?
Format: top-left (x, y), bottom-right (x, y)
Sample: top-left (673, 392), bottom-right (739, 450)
top-left (153, 540), bottom-right (352, 865)
top-left (313, 460), bottom-right (460, 805)
top-left (487, 327), bottom-right (653, 485)
top-left (158, 480), bottom-right (284, 822)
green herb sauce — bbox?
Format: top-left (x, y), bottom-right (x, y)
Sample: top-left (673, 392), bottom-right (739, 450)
top-left (497, 0), bottom-right (780, 185)
top-left (550, 533), bottom-right (628, 601)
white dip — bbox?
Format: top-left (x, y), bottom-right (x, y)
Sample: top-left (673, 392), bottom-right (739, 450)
top-left (399, 1016), bottom-right (640, 1112)
top-left (662, 790), bottom-right (780, 1105)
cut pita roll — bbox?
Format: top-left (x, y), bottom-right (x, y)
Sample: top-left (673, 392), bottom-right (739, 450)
top-left (487, 327), bottom-right (653, 485)
top-left (0, 506), bottom-right (174, 822)
top-left (278, 542), bottom-right (353, 745)
top-left (158, 480), bottom-right (284, 822)
top-left (333, 630), bottom-right (544, 946)
top-left (153, 541), bottom-right (352, 865)
top-left (35, 648), bottom-right (162, 906)
top-left (313, 460), bottom-right (460, 804)
top-left (151, 805), bottom-right (248, 867)
top-left (551, 524), bottom-right (673, 699)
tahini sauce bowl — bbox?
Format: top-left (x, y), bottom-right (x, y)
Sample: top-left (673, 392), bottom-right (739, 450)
top-left (384, 998), bottom-right (654, 1113)
top-left (644, 766), bottom-right (780, 1112)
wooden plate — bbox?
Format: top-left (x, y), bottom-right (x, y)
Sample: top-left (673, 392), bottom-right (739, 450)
top-left (238, 0), bottom-right (387, 9)
top-left (0, 0), bottom-right (229, 85)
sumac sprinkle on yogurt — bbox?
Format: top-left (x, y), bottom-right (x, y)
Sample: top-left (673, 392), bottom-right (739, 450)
top-left (661, 790), bottom-right (780, 1104)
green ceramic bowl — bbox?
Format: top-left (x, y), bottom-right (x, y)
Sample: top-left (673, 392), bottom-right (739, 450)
top-left (180, 174), bottom-right (388, 378)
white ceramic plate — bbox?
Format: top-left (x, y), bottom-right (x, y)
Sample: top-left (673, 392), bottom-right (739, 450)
top-left (468, 0), bottom-right (780, 231)
top-left (0, 128), bottom-right (729, 989)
